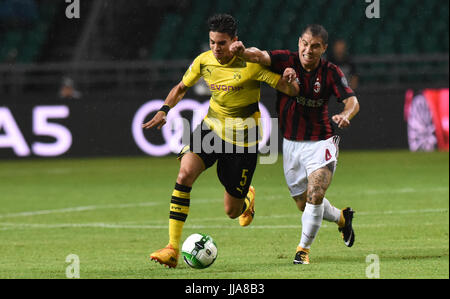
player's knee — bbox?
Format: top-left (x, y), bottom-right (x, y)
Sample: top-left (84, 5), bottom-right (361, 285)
top-left (176, 168), bottom-right (196, 186)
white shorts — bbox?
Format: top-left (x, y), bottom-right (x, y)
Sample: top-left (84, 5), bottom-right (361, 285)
top-left (283, 136), bottom-right (340, 197)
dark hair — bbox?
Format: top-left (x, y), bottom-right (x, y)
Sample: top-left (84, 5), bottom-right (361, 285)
top-left (302, 24), bottom-right (328, 45)
top-left (208, 14), bottom-right (237, 38)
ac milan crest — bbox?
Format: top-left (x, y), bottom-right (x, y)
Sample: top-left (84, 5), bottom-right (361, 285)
top-left (314, 81), bottom-right (321, 93)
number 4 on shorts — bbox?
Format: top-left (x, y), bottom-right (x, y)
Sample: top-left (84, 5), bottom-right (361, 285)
top-left (325, 149), bottom-right (332, 161)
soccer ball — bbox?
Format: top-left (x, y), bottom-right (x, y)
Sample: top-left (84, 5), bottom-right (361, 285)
top-left (181, 233), bottom-right (218, 269)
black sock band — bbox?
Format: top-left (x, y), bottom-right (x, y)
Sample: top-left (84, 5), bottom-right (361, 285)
top-left (175, 183), bottom-right (192, 193)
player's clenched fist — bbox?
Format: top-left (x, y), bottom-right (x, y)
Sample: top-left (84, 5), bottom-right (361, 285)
top-left (229, 41), bottom-right (245, 56)
top-left (142, 111), bottom-right (167, 130)
top-left (283, 68), bottom-right (297, 83)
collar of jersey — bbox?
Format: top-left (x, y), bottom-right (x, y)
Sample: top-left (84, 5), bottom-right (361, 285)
top-left (213, 53), bottom-right (237, 66)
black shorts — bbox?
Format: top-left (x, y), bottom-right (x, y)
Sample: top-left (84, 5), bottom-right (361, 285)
top-left (185, 122), bottom-right (258, 199)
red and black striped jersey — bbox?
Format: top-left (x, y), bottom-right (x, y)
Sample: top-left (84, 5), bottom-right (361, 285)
top-left (268, 50), bottom-right (355, 141)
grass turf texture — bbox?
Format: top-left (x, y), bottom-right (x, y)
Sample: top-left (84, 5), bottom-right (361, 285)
top-left (0, 151), bottom-right (448, 279)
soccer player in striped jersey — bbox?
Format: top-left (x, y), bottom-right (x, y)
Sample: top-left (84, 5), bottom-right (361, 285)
top-left (231, 24), bottom-right (360, 264)
top-left (142, 14), bottom-right (300, 268)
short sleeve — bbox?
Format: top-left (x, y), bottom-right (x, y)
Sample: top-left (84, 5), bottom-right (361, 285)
top-left (268, 50), bottom-right (293, 74)
top-left (330, 65), bottom-right (355, 102)
top-left (182, 56), bottom-right (202, 87)
top-left (253, 64), bottom-right (281, 89)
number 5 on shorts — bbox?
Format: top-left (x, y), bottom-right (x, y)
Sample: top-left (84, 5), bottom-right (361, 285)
top-left (240, 169), bottom-right (249, 187)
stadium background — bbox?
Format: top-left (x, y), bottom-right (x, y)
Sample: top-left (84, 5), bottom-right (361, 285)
top-left (1, 0), bottom-right (448, 159)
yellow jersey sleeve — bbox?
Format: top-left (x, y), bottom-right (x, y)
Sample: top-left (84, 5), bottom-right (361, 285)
top-left (182, 55), bottom-right (202, 87)
top-left (250, 63), bottom-right (281, 89)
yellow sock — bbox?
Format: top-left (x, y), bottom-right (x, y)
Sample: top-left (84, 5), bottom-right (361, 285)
top-left (169, 183), bottom-right (191, 250)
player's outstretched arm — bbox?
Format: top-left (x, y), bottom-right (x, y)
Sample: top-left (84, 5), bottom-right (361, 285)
top-left (142, 81), bottom-right (189, 130)
top-left (331, 96), bottom-right (360, 129)
top-left (230, 41), bottom-right (271, 66)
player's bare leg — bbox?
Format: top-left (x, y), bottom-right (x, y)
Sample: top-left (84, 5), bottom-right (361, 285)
top-left (177, 152), bottom-right (205, 187)
top-left (224, 191), bottom-right (245, 219)
top-left (150, 152), bottom-right (205, 268)
top-left (224, 187), bottom-right (255, 226)
top-left (307, 166), bottom-right (334, 205)
top-left (293, 192), bottom-right (307, 212)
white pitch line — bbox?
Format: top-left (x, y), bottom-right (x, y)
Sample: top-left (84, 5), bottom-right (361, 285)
top-left (356, 208), bottom-right (448, 216)
top-left (360, 187), bottom-right (449, 195)
top-left (0, 186), bottom-right (447, 220)
top-left (0, 221), bottom-right (442, 231)
top-left (112, 208), bottom-right (449, 225)
top-left (0, 209), bottom-right (447, 231)
top-left (0, 202), bottom-right (162, 219)
top-left (0, 222), bottom-right (166, 229)
top-left (0, 198), bottom-right (224, 220)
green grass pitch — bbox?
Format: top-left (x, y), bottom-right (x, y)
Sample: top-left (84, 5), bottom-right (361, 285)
top-left (0, 151), bottom-right (448, 279)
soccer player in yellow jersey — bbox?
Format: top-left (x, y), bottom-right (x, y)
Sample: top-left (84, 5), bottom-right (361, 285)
top-left (142, 14), bottom-right (299, 268)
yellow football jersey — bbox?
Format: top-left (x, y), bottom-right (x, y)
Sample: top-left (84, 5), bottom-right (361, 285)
top-left (182, 50), bottom-right (281, 147)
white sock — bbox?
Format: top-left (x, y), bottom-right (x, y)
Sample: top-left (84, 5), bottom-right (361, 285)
top-left (322, 197), bottom-right (341, 223)
top-left (299, 202), bottom-right (324, 249)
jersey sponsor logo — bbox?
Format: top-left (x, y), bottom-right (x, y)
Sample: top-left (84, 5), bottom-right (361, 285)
top-left (209, 84), bottom-right (244, 92)
top-left (295, 96), bottom-right (325, 108)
